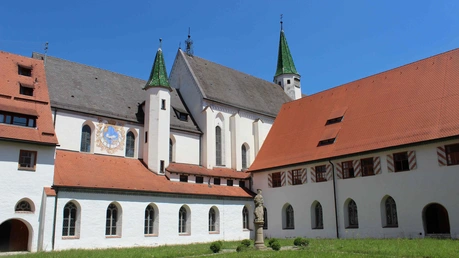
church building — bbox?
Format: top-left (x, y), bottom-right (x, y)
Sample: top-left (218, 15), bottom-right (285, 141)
top-left (0, 22), bottom-right (458, 253)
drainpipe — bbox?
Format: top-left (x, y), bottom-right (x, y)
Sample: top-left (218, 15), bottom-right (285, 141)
top-left (329, 159), bottom-right (339, 239)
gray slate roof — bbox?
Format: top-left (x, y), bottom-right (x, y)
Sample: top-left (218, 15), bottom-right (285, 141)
top-left (181, 50), bottom-right (292, 117)
top-left (32, 53), bottom-right (200, 133)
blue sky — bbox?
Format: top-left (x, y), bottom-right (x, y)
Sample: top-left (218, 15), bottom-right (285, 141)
top-left (1, 1), bottom-right (458, 95)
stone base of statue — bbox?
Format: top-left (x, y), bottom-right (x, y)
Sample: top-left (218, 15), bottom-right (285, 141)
top-left (254, 221), bottom-right (266, 250)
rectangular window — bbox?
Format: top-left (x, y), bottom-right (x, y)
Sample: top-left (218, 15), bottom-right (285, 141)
top-left (161, 99), bottom-right (166, 110)
top-left (361, 158), bottom-right (374, 176)
top-left (214, 178), bottom-right (220, 185)
top-left (195, 176), bottom-right (203, 184)
top-left (446, 143), bottom-right (459, 166)
top-left (226, 179), bottom-right (233, 186)
top-left (239, 180), bottom-right (245, 188)
top-left (393, 152), bottom-right (409, 172)
top-left (145, 131), bottom-right (148, 143)
top-left (160, 160), bottom-right (164, 173)
top-left (342, 161), bottom-right (355, 179)
top-left (291, 169), bottom-right (302, 185)
top-left (0, 111), bottom-right (36, 128)
top-left (18, 150), bottom-right (37, 170)
top-left (179, 175), bottom-right (188, 182)
top-left (19, 84), bottom-right (34, 96)
top-left (272, 172), bottom-right (282, 188)
top-left (315, 165), bottom-right (327, 182)
top-left (18, 66), bottom-right (32, 76)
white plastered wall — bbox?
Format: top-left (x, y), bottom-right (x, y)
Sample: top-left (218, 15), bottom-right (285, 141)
top-left (53, 191), bottom-right (253, 250)
top-left (253, 139), bottom-right (459, 239)
top-left (170, 130), bottom-right (200, 165)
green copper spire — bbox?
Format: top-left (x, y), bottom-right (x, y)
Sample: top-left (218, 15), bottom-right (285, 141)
top-left (275, 22), bottom-right (299, 77)
top-left (145, 39), bottom-right (170, 89)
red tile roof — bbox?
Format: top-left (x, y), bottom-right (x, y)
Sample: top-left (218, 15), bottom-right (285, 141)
top-left (54, 150), bottom-right (253, 198)
top-left (167, 163), bottom-right (250, 179)
top-left (44, 187), bottom-right (56, 196)
top-left (0, 51), bottom-right (58, 145)
top-left (250, 49), bottom-right (459, 171)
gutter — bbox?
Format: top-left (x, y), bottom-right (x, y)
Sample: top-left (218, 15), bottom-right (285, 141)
top-left (329, 159), bottom-right (339, 239)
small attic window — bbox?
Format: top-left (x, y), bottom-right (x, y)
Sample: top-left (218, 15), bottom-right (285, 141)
top-left (174, 108), bottom-right (188, 122)
top-left (161, 99), bottom-right (166, 110)
top-left (287, 79), bottom-right (291, 84)
top-left (325, 116), bottom-right (343, 125)
top-left (318, 138), bottom-right (335, 147)
top-left (19, 84), bottom-right (34, 96)
top-left (18, 66), bottom-right (32, 77)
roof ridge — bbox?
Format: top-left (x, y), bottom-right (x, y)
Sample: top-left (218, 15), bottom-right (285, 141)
top-left (299, 48), bottom-right (459, 100)
top-left (32, 52), bottom-right (147, 83)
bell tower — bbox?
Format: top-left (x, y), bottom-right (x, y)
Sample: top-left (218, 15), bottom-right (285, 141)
top-left (274, 18), bottom-right (302, 100)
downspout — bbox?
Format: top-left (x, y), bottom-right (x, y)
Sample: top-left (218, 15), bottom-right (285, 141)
top-left (329, 159), bottom-right (339, 239)
top-left (51, 188), bottom-right (58, 250)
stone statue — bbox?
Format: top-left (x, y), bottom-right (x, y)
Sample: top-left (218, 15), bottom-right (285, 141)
top-left (254, 189), bottom-right (264, 223)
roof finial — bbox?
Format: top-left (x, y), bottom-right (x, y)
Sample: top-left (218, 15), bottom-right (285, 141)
top-left (159, 38), bottom-right (162, 49)
top-left (280, 14), bottom-right (283, 31)
top-left (185, 27), bottom-right (194, 56)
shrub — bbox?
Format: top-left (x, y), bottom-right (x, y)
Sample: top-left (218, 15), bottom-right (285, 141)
top-left (294, 237), bottom-right (309, 247)
top-left (271, 240), bottom-right (281, 251)
top-left (209, 241), bottom-right (222, 253)
top-left (236, 244), bottom-right (248, 252)
top-left (241, 239), bottom-right (251, 247)
top-left (268, 238), bottom-right (278, 247)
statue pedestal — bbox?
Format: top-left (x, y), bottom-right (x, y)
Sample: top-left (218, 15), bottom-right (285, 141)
top-left (254, 221), bottom-right (266, 250)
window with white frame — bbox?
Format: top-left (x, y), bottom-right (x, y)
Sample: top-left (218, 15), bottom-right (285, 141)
top-left (144, 205), bottom-right (155, 235)
top-left (125, 131), bottom-right (135, 157)
top-left (215, 126), bottom-right (222, 166)
top-left (242, 206), bottom-right (249, 230)
top-left (178, 206), bottom-right (189, 234)
top-left (384, 197), bottom-right (398, 227)
top-left (106, 203), bottom-right (120, 236)
top-left (18, 150), bottom-right (37, 170)
top-left (80, 125), bottom-right (91, 152)
top-left (208, 207), bottom-right (219, 232)
top-left (62, 202), bottom-right (78, 237)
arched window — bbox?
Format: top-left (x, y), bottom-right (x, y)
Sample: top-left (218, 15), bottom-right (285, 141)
top-left (286, 205), bottom-right (295, 229)
top-left (263, 207), bottom-right (268, 229)
top-left (314, 202), bottom-right (324, 229)
top-left (385, 197), bottom-right (398, 227)
top-left (178, 206), bottom-right (188, 234)
top-left (216, 126), bottom-right (222, 166)
top-left (106, 203), bottom-right (119, 236)
top-left (241, 144), bottom-right (247, 169)
top-left (169, 138), bottom-right (173, 162)
top-left (145, 205), bottom-right (155, 234)
top-left (209, 207), bottom-right (219, 232)
top-left (80, 125), bottom-right (91, 152)
top-left (15, 200), bottom-right (32, 212)
top-left (242, 206), bottom-right (249, 229)
top-left (125, 131), bottom-right (135, 157)
top-left (62, 202), bottom-right (77, 236)
top-left (347, 200), bottom-right (359, 228)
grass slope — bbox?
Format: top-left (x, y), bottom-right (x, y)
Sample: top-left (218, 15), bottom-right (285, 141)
top-left (9, 238), bottom-right (459, 258)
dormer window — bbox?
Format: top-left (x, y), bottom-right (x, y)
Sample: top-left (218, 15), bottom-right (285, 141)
top-left (0, 111), bottom-right (36, 128)
top-left (325, 116), bottom-right (343, 125)
top-left (18, 66), bottom-right (32, 77)
top-left (19, 84), bottom-right (34, 96)
top-left (318, 138), bottom-right (335, 146)
top-left (173, 108), bottom-right (188, 122)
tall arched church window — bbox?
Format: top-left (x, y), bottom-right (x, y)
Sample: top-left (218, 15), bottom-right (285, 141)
top-left (286, 205), bottom-right (295, 229)
top-left (80, 125), bottom-right (91, 152)
top-left (63, 202), bottom-right (77, 236)
top-left (178, 206), bottom-right (187, 233)
top-left (145, 205), bottom-right (155, 234)
top-left (385, 197), bottom-right (398, 227)
top-left (106, 203), bottom-right (118, 236)
top-left (315, 202), bottom-right (324, 229)
top-left (263, 207), bottom-right (268, 229)
top-left (241, 144), bottom-right (247, 169)
top-left (348, 200), bottom-right (359, 228)
top-left (169, 139), bottom-right (173, 163)
top-left (208, 208), bottom-right (216, 232)
top-left (215, 126), bottom-right (222, 166)
top-left (125, 131), bottom-right (135, 157)
top-left (242, 206), bottom-right (249, 229)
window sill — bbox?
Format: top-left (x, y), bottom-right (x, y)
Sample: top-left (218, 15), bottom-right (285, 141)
top-left (283, 228), bottom-right (295, 230)
top-left (447, 163), bottom-right (459, 166)
top-left (394, 169), bottom-right (410, 173)
top-left (345, 226), bottom-right (359, 229)
top-left (343, 177), bottom-right (355, 180)
top-left (362, 174), bottom-right (375, 177)
top-left (312, 227), bottom-right (324, 230)
top-left (243, 229), bottom-right (251, 232)
top-left (209, 231), bottom-right (220, 234)
top-left (62, 236), bottom-right (80, 240)
top-left (383, 225), bottom-right (398, 228)
top-left (14, 211), bottom-right (34, 214)
top-left (144, 234), bottom-right (158, 237)
top-left (179, 233), bottom-right (191, 236)
top-left (105, 235), bottom-right (121, 238)
top-left (18, 167), bottom-right (36, 172)
top-left (316, 180), bottom-right (327, 183)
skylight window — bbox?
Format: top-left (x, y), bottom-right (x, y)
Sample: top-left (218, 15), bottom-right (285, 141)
top-left (317, 138), bottom-right (335, 147)
top-left (325, 116), bottom-right (343, 125)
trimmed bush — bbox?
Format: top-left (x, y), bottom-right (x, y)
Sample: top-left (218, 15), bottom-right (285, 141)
top-left (209, 241), bottom-right (222, 253)
top-left (271, 240), bottom-right (281, 251)
top-left (294, 237), bottom-right (309, 247)
top-left (268, 238), bottom-right (278, 247)
top-left (236, 244), bottom-right (248, 252)
top-left (241, 239), bottom-right (251, 247)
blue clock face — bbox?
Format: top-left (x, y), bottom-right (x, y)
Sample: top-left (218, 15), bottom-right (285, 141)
top-left (103, 126), bottom-right (119, 146)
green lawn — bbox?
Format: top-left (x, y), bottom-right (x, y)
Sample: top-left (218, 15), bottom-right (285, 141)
top-left (8, 238), bottom-right (459, 258)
